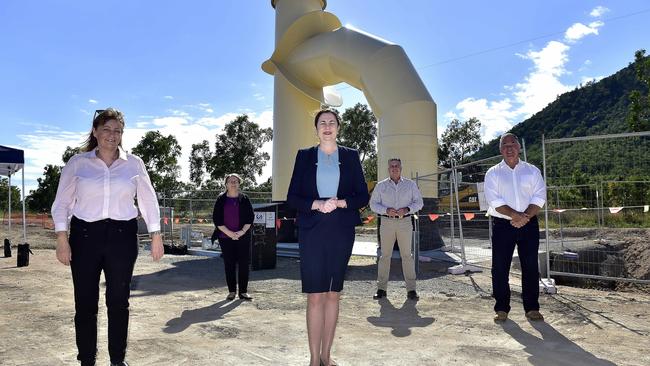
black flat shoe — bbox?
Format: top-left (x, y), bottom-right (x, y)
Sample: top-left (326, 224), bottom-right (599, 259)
top-left (111, 361), bottom-right (129, 366)
top-left (373, 289), bottom-right (386, 299)
top-left (239, 292), bottom-right (253, 301)
top-left (407, 290), bottom-right (419, 300)
top-left (226, 292), bottom-right (236, 301)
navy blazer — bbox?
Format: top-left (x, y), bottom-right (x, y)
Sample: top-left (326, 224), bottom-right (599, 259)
top-left (287, 145), bottom-right (370, 228)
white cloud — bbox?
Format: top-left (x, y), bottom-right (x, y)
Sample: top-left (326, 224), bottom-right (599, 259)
top-left (564, 21), bottom-right (603, 43)
top-left (590, 6), bottom-right (609, 17)
top-left (449, 38), bottom-right (575, 141)
top-left (253, 93), bottom-right (265, 101)
top-left (513, 41), bottom-right (571, 117)
top-left (448, 5), bottom-right (609, 144)
top-left (88, 99), bottom-right (98, 104)
top-left (163, 95), bottom-right (174, 100)
top-left (455, 98), bottom-right (518, 141)
top-left (17, 129), bottom-right (87, 192)
top-left (15, 109), bottom-right (275, 193)
top-left (168, 109), bottom-right (190, 117)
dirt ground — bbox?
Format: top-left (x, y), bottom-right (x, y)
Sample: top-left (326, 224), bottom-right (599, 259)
top-left (1, 226), bottom-right (650, 366)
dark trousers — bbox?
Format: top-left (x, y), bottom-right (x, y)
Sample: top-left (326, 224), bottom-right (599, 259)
top-left (219, 236), bottom-right (250, 293)
top-left (491, 216), bottom-right (540, 313)
top-left (69, 216), bottom-right (138, 365)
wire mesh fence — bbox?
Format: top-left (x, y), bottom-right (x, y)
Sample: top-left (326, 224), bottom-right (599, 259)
top-left (542, 131), bottom-right (650, 284)
top-left (157, 190), bottom-right (273, 249)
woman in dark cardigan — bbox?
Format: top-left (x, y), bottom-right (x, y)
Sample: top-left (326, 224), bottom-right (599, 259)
top-left (212, 173), bottom-right (255, 301)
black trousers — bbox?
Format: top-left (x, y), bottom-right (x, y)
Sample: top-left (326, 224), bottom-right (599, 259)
top-left (491, 216), bottom-right (540, 313)
top-left (69, 216), bottom-right (138, 365)
top-left (219, 236), bottom-right (250, 293)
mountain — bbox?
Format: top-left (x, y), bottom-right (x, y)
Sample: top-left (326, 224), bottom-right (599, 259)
top-left (471, 56), bottom-right (649, 167)
top-left (467, 55), bottom-right (650, 208)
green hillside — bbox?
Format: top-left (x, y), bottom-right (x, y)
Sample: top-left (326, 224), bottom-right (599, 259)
top-left (468, 56), bottom-right (650, 210)
top-left (472, 56), bottom-right (649, 167)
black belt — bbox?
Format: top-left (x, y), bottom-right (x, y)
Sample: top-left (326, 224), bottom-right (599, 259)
top-left (493, 216), bottom-right (537, 224)
top-left (379, 214), bottom-right (411, 218)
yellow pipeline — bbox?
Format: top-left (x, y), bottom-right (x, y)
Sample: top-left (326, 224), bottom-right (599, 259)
top-left (264, 0), bottom-right (438, 200)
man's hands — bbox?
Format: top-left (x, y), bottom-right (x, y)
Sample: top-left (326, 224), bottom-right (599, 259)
top-left (386, 207), bottom-right (409, 218)
top-left (312, 198), bottom-right (347, 213)
top-left (510, 211), bottom-right (530, 228)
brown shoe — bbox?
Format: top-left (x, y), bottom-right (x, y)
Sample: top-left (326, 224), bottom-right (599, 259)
top-left (494, 311), bottom-right (508, 323)
top-left (526, 310), bottom-right (544, 321)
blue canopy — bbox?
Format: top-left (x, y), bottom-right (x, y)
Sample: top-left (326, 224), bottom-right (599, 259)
top-left (1, 145), bottom-right (27, 245)
top-left (0, 145), bottom-right (25, 177)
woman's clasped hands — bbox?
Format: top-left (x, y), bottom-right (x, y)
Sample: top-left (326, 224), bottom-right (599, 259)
top-left (314, 197), bottom-right (347, 213)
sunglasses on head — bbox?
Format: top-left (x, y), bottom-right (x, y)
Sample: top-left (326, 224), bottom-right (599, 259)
top-left (93, 109), bottom-right (106, 120)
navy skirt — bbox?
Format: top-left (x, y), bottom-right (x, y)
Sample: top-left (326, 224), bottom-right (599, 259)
top-left (298, 210), bottom-right (356, 293)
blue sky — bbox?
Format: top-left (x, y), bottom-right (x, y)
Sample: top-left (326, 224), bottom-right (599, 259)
top-left (1, 1), bottom-right (649, 193)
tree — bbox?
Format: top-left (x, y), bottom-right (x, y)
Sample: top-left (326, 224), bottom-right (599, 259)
top-left (27, 165), bottom-right (61, 212)
top-left (131, 131), bottom-right (183, 196)
top-left (438, 117), bottom-right (484, 168)
top-left (62, 146), bottom-right (81, 163)
top-left (339, 103), bottom-right (377, 162)
top-left (0, 178), bottom-right (22, 211)
top-left (189, 140), bottom-right (211, 188)
top-left (338, 103), bottom-right (378, 180)
top-left (627, 49), bottom-right (650, 132)
top-left (191, 115), bottom-right (272, 189)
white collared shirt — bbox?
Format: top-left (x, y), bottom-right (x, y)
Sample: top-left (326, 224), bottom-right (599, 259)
top-left (51, 148), bottom-right (161, 232)
top-left (369, 176), bottom-right (424, 215)
top-left (484, 159), bottom-right (547, 220)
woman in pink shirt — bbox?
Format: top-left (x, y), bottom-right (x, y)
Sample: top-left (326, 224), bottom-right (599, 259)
top-left (51, 108), bottom-right (163, 366)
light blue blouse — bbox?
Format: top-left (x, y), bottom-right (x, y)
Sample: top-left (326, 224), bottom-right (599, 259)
top-left (316, 147), bottom-right (340, 198)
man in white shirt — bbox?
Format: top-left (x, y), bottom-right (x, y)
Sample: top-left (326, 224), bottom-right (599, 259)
top-left (370, 158), bottom-right (424, 300)
top-left (484, 133), bottom-right (546, 323)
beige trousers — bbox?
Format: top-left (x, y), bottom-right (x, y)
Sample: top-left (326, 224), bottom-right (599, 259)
top-left (377, 216), bottom-right (416, 292)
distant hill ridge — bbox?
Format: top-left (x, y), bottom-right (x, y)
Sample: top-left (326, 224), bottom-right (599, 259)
top-left (471, 56), bottom-right (650, 166)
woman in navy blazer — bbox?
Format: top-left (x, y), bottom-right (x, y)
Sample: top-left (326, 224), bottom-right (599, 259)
top-left (287, 109), bottom-right (369, 366)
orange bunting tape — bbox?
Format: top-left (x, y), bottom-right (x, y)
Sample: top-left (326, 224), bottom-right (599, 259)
top-left (463, 213), bottom-right (475, 221)
top-left (428, 214), bottom-right (439, 221)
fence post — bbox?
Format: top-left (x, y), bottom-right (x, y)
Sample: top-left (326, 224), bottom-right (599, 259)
top-left (447, 160), bottom-right (481, 275)
top-left (541, 134), bottom-right (554, 291)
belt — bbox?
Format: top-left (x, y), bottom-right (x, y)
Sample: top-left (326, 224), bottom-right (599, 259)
top-left (493, 216), bottom-right (537, 223)
top-left (379, 214), bottom-right (411, 218)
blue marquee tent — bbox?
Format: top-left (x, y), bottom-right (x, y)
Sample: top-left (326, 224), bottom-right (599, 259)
top-left (0, 145), bottom-right (27, 244)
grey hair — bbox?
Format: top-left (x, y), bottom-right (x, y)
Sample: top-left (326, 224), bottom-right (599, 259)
top-left (499, 133), bottom-right (520, 148)
top-left (388, 158), bottom-right (402, 166)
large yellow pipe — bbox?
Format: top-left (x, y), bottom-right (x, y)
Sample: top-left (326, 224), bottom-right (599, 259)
top-left (265, 0), bottom-right (437, 200)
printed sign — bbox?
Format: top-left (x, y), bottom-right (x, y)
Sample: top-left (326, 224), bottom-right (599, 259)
top-left (265, 212), bottom-right (276, 228)
top-left (254, 212), bottom-right (265, 224)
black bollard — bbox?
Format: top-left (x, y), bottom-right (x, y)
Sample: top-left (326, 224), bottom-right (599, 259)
top-left (3, 238), bottom-right (11, 258)
top-left (17, 243), bottom-right (32, 267)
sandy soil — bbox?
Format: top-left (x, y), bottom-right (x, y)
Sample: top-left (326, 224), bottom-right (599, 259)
top-left (1, 225), bottom-right (649, 365)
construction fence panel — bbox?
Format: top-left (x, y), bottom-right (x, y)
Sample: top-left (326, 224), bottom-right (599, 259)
top-left (542, 131), bottom-right (650, 284)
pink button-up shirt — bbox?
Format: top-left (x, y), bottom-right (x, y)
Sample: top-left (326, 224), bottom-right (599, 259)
top-left (51, 148), bottom-right (161, 233)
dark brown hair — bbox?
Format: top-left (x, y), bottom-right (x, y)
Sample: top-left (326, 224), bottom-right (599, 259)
top-left (81, 108), bottom-right (126, 152)
top-left (313, 108), bottom-right (341, 128)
